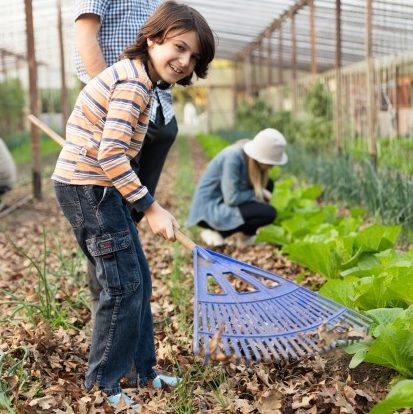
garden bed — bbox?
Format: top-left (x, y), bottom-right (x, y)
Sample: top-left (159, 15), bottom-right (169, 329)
top-left (0, 136), bottom-right (404, 413)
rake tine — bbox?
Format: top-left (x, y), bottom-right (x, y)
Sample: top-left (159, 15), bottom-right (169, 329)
top-left (278, 292), bottom-right (322, 324)
top-left (290, 331), bottom-right (319, 355)
top-left (278, 336), bottom-right (299, 359)
top-left (218, 304), bottom-right (245, 360)
top-left (231, 304), bottom-right (256, 361)
top-left (298, 290), bottom-right (351, 321)
top-left (263, 298), bottom-right (311, 333)
top-left (243, 325), bottom-right (273, 361)
top-left (263, 304), bottom-right (320, 357)
top-left (251, 301), bottom-right (297, 337)
top-left (201, 302), bottom-right (209, 332)
top-left (283, 334), bottom-right (307, 358)
top-left (294, 291), bottom-right (351, 326)
top-left (213, 304), bottom-right (234, 356)
top-left (204, 303), bottom-right (219, 359)
top-left (215, 303), bottom-right (239, 357)
top-left (238, 303), bottom-right (268, 361)
top-left (233, 304), bottom-right (259, 362)
top-left (288, 291), bottom-right (333, 322)
top-left (261, 338), bottom-right (281, 362)
top-left (344, 310), bottom-right (371, 328)
top-left (195, 302), bottom-right (209, 354)
top-left (271, 337), bottom-right (291, 361)
top-left (245, 338), bottom-right (262, 362)
top-left (298, 332), bottom-right (322, 354)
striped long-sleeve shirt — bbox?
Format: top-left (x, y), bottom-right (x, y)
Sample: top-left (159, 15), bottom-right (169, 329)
top-left (52, 58), bottom-right (154, 212)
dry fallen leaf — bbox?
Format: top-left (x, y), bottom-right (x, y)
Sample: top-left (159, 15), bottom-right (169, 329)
top-left (256, 366), bottom-right (271, 387)
top-left (208, 324), bottom-right (223, 354)
top-left (29, 395), bottom-right (58, 409)
top-left (233, 398), bottom-right (255, 414)
top-left (342, 384), bottom-right (357, 404)
top-left (256, 388), bottom-right (283, 414)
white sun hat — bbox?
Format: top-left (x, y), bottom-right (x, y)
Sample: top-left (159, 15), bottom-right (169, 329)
top-left (243, 128), bottom-right (288, 166)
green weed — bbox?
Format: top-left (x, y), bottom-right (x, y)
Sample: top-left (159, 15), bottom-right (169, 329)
top-left (0, 347), bottom-right (29, 412)
top-left (1, 230), bottom-right (86, 329)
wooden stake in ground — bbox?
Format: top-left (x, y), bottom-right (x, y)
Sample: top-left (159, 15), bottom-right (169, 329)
top-left (24, 0), bottom-right (41, 201)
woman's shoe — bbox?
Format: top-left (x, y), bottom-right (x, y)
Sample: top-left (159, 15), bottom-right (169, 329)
top-left (236, 234), bottom-right (256, 247)
top-left (152, 373), bottom-right (182, 389)
top-left (107, 392), bottom-right (141, 411)
top-left (200, 229), bottom-right (225, 247)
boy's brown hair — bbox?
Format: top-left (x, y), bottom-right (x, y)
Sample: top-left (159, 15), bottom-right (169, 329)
top-left (121, 0), bottom-right (216, 86)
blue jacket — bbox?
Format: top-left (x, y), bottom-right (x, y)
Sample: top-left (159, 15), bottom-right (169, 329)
top-left (187, 146), bottom-right (255, 230)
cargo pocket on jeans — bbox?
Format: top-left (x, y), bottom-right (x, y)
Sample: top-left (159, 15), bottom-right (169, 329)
top-left (54, 182), bottom-right (84, 228)
top-left (86, 230), bottom-right (141, 296)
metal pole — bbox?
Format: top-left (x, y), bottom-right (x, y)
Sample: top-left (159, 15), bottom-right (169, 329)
top-left (258, 41), bottom-right (263, 90)
top-left (394, 64), bottom-right (400, 137)
top-left (291, 12), bottom-right (297, 116)
top-left (278, 25), bottom-right (283, 85)
top-left (245, 55), bottom-right (251, 97)
top-left (251, 50), bottom-right (256, 95)
top-left (24, 0), bottom-right (41, 200)
top-left (309, 0), bottom-right (317, 77)
top-left (57, 0), bottom-right (69, 128)
top-left (233, 61), bottom-right (239, 121)
top-left (366, 0), bottom-right (377, 167)
top-left (1, 50), bottom-right (7, 78)
top-left (267, 32), bottom-right (273, 86)
top-left (335, 0), bottom-right (343, 152)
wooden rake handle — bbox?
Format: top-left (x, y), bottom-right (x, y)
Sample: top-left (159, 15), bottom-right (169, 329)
top-left (28, 114), bottom-right (66, 147)
top-left (174, 229), bottom-right (196, 251)
top-left (27, 114), bottom-right (198, 251)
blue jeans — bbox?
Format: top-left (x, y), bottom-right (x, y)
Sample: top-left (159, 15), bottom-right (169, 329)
top-left (54, 182), bottom-right (156, 395)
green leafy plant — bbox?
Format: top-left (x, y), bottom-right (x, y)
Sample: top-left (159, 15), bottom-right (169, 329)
top-left (196, 133), bottom-right (229, 159)
top-left (347, 306), bottom-right (413, 377)
top-left (370, 379), bottom-right (413, 413)
top-left (304, 80), bottom-right (332, 119)
top-left (283, 146), bottom-right (413, 234)
top-left (235, 98), bottom-right (275, 133)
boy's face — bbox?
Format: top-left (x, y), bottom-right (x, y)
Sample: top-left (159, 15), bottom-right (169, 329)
top-left (147, 29), bottom-right (200, 84)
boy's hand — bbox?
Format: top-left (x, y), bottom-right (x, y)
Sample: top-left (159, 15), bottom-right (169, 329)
top-left (144, 201), bottom-right (179, 241)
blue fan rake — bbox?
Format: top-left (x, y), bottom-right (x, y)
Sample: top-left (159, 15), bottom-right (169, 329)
top-left (175, 231), bottom-right (371, 364)
top-left (27, 117), bottom-right (371, 365)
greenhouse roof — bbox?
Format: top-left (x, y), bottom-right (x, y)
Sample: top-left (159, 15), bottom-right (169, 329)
top-left (1, 0), bottom-right (413, 79)
top-left (182, 0), bottom-right (413, 71)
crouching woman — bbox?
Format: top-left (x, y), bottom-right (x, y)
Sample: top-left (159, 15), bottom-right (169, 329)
top-left (187, 128), bottom-right (288, 246)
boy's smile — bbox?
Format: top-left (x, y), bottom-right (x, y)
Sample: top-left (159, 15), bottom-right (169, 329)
top-left (147, 29), bottom-right (200, 84)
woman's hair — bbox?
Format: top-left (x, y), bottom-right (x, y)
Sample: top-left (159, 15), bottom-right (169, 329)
top-left (231, 139), bottom-right (268, 201)
top-left (120, 1), bottom-right (216, 86)
top-left (247, 157), bottom-right (268, 201)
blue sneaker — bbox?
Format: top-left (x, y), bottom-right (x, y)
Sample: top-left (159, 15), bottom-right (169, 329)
top-left (107, 392), bottom-right (141, 411)
top-left (152, 373), bottom-right (181, 389)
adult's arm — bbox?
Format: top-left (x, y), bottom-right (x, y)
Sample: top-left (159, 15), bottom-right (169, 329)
top-left (75, 13), bottom-right (107, 79)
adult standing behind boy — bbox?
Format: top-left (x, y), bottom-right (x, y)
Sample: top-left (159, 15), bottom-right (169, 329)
top-left (75, 0), bottom-right (178, 315)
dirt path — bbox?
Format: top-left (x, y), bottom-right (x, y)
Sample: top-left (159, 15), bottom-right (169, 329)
top-left (0, 138), bottom-right (396, 413)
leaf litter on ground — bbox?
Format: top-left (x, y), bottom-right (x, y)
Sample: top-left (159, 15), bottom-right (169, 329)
top-left (0, 144), bottom-right (398, 413)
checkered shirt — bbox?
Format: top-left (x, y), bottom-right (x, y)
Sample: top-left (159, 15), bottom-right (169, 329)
top-left (74, 0), bottom-right (174, 124)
